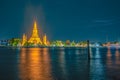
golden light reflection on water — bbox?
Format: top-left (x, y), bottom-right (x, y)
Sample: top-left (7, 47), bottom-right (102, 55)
top-left (106, 48), bottom-right (120, 79)
top-left (19, 48), bottom-right (52, 80)
top-left (107, 48), bottom-right (112, 67)
top-left (115, 49), bottom-right (120, 65)
top-left (107, 48), bottom-right (112, 57)
top-left (107, 48), bottom-right (120, 68)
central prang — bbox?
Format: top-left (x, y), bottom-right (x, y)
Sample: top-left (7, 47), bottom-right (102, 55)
top-left (22, 21), bottom-right (49, 46)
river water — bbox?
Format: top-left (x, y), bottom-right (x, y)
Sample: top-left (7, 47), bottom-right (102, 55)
top-left (0, 47), bottom-right (120, 80)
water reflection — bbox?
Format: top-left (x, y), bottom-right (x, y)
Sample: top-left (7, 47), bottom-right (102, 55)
top-left (49, 48), bottom-right (88, 80)
top-left (90, 48), bottom-right (106, 80)
top-left (106, 48), bottom-right (120, 79)
top-left (18, 48), bottom-right (120, 80)
top-left (59, 49), bottom-right (66, 74)
top-left (58, 49), bottom-right (68, 80)
top-left (2, 47), bottom-right (120, 80)
top-left (107, 48), bottom-right (112, 57)
top-left (95, 48), bottom-right (101, 58)
top-left (106, 48), bottom-right (113, 70)
top-left (108, 48), bottom-right (120, 64)
top-left (115, 49), bottom-right (120, 64)
top-left (19, 48), bottom-right (52, 80)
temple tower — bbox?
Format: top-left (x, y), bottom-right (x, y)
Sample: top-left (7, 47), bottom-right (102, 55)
top-left (28, 21), bottom-right (42, 45)
top-left (22, 34), bottom-right (27, 46)
top-left (43, 34), bottom-right (47, 45)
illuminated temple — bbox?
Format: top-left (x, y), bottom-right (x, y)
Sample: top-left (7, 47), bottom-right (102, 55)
top-left (22, 21), bottom-right (49, 46)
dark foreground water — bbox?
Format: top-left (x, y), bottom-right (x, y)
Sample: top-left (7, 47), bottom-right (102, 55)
top-left (0, 47), bottom-right (120, 80)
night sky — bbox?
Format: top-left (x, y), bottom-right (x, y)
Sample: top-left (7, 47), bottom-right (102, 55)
top-left (0, 0), bottom-right (120, 42)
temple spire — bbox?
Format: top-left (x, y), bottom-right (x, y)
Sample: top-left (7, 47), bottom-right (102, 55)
top-left (22, 34), bottom-right (27, 46)
top-left (28, 21), bottom-right (42, 45)
top-left (34, 21), bottom-right (37, 30)
top-left (43, 34), bottom-right (47, 45)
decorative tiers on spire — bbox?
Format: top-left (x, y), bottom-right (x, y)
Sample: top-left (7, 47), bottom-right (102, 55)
top-left (28, 21), bottom-right (42, 44)
top-left (22, 20), bottom-right (49, 46)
